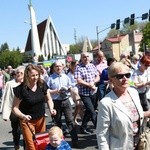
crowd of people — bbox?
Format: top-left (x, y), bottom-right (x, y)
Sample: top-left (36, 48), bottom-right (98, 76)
top-left (0, 49), bottom-right (150, 150)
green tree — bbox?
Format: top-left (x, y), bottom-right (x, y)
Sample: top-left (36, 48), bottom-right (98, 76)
top-left (0, 50), bottom-right (10, 68)
top-left (121, 21), bottom-right (138, 34)
top-left (69, 36), bottom-right (94, 54)
top-left (38, 55), bottom-right (44, 62)
top-left (69, 44), bottom-right (81, 54)
top-left (140, 22), bottom-right (150, 51)
top-left (107, 29), bottom-right (119, 38)
top-left (0, 50), bottom-right (23, 68)
top-left (22, 53), bottom-right (33, 63)
top-left (0, 42), bottom-right (9, 51)
top-left (47, 53), bottom-right (51, 60)
top-left (107, 21), bottom-right (146, 38)
top-left (9, 51), bottom-right (23, 68)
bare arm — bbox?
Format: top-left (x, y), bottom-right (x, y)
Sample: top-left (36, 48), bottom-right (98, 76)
top-left (49, 88), bottom-right (59, 95)
top-left (45, 89), bottom-right (56, 116)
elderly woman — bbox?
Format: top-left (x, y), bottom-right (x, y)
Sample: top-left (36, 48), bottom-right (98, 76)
top-left (96, 62), bottom-right (150, 150)
top-left (2, 66), bottom-right (25, 150)
top-left (131, 55), bottom-right (150, 111)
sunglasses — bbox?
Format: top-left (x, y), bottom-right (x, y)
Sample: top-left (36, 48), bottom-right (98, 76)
top-left (113, 73), bottom-right (131, 79)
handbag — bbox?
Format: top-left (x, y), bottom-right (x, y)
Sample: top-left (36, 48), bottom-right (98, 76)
top-left (137, 120), bottom-right (150, 150)
top-left (26, 122), bottom-right (50, 150)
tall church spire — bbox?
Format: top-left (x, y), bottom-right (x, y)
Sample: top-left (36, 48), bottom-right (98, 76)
top-left (28, 1), bottom-right (41, 60)
top-left (29, 0), bottom-right (32, 6)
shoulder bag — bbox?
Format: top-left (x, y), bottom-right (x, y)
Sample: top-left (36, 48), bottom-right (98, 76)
top-left (26, 122), bottom-right (49, 150)
top-left (137, 119), bottom-right (150, 150)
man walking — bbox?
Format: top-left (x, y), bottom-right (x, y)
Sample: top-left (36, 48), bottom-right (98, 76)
top-left (75, 52), bottom-right (100, 134)
top-left (47, 61), bottom-right (79, 147)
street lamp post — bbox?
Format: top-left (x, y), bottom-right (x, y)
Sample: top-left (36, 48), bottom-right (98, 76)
top-left (96, 26), bottom-right (111, 52)
top-left (96, 26), bottom-right (100, 51)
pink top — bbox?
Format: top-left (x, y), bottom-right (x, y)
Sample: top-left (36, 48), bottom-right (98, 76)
top-left (95, 60), bottom-right (107, 75)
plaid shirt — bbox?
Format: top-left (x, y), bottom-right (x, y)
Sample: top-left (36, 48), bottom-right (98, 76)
top-left (74, 62), bottom-right (99, 96)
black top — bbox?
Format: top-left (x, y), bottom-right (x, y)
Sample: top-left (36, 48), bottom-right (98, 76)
top-left (13, 81), bottom-right (48, 120)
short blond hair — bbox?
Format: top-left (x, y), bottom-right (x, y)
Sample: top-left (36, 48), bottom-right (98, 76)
top-left (108, 62), bottom-right (129, 78)
top-left (48, 126), bottom-right (63, 138)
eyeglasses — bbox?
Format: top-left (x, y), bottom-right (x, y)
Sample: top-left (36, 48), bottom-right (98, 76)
top-left (112, 73), bottom-right (131, 79)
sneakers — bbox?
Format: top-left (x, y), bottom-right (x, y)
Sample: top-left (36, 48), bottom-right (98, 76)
top-left (44, 113), bottom-right (48, 117)
top-left (74, 120), bottom-right (81, 126)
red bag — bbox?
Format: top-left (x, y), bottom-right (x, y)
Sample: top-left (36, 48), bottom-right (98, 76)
top-left (33, 132), bottom-right (49, 150)
top-left (26, 123), bottom-right (50, 150)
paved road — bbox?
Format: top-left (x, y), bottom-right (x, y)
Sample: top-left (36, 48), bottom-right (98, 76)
top-left (0, 106), bottom-right (98, 150)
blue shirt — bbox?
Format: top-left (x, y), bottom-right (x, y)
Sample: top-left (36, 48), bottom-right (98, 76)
top-left (99, 68), bottom-right (109, 84)
top-left (45, 140), bottom-right (71, 150)
top-left (47, 72), bottom-right (72, 100)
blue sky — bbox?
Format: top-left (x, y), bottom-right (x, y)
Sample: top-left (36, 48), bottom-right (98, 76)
top-left (0, 0), bottom-right (149, 50)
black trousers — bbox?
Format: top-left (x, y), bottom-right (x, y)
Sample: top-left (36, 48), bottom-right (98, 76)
top-left (10, 113), bottom-right (21, 146)
top-left (139, 92), bottom-right (149, 111)
top-left (80, 94), bottom-right (97, 129)
top-left (53, 99), bottom-right (78, 142)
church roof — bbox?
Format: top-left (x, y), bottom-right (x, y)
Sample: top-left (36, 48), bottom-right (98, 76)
top-left (25, 19), bottom-right (47, 52)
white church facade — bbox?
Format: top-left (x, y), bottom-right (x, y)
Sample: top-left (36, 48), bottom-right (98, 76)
top-left (25, 3), bottom-right (66, 61)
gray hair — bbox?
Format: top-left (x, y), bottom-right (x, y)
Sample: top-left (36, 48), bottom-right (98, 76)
top-left (15, 65), bottom-right (25, 73)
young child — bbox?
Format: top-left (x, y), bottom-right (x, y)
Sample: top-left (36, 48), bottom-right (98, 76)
top-left (45, 126), bottom-right (71, 150)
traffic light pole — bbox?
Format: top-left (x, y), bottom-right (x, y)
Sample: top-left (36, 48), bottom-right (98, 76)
top-left (96, 26), bottom-right (100, 51)
top-left (96, 26), bottom-right (111, 51)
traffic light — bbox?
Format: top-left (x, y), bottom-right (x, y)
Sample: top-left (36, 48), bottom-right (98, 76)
top-left (142, 13), bottom-right (148, 20)
top-left (130, 14), bottom-right (135, 25)
top-left (124, 17), bottom-right (130, 24)
top-left (111, 23), bottom-right (115, 29)
top-left (116, 19), bottom-right (120, 30)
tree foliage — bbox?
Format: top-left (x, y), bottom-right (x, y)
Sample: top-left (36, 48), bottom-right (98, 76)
top-left (0, 42), bottom-right (9, 51)
top-left (107, 21), bottom-right (147, 38)
top-left (140, 22), bottom-right (150, 51)
top-left (22, 53), bottom-right (33, 63)
top-left (0, 43), bottom-right (24, 69)
top-left (38, 55), bottom-right (44, 62)
top-left (69, 37), bottom-right (97, 54)
top-left (0, 49), bottom-right (23, 69)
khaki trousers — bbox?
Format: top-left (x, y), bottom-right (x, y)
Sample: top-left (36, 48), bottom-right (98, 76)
top-left (20, 117), bottom-right (46, 150)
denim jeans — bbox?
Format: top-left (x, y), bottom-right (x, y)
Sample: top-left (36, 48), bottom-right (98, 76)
top-left (98, 84), bottom-right (106, 100)
top-left (0, 88), bottom-right (3, 98)
top-left (139, 92), bottom-right (149, 111)
top-left (80, 94), bottom-right (97, 129)
top-left (53, 99), bottom-right (78, 141)
top-left (10, 113), bottom-right (21, 147)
